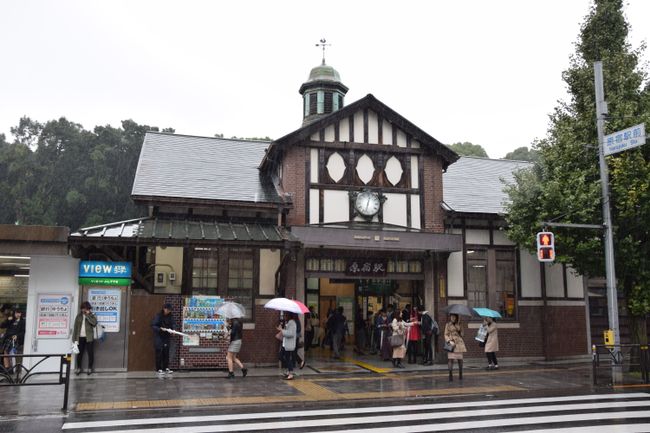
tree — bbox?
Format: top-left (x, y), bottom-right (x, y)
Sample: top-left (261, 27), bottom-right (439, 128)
top-left (504, 0), bottom-right (650, 344)
top-left (0, 117), bottom-right (172, 229)
top-left (503, 146), bottom-right (539, 162)
top-left (448, 141), bottom-right (488, 157)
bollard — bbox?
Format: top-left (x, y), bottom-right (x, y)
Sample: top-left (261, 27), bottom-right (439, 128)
top-left (592, 344), bottom-right (597, 385)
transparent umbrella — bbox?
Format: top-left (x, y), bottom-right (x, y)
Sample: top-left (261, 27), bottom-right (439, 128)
top-left (216, 302), bottom-right (246, 319)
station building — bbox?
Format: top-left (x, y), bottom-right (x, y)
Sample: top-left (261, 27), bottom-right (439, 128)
top-left (34, 61), bottom-right (590, 370)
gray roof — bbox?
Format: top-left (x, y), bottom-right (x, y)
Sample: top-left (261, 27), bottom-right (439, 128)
top-left (443, 157), bottom-right (533, 214)
top-left (132, 132), bottom-right (282, 204)
top-left (70, 217), bottom-right (296, 244)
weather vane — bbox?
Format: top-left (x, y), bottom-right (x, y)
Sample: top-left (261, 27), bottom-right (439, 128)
top-left (315, 38), bottom-right (331, 65)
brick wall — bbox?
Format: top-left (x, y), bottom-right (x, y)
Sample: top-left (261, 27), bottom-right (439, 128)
top-left (422, 154), bottom-right (444, 233)
top-left (434, 269), bottom-right (587, 360)
top-left (283, 145), bottom-right (307, 226)
top-left (543, 305), bottom-right (587, 359)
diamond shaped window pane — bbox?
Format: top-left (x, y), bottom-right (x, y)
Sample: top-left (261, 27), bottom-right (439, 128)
top-left (385, 156), bottom-right (403, 186)
top-left (326, 152), bottom-right (346, 183)
top-left (356, 154), bottom-right (375, 184)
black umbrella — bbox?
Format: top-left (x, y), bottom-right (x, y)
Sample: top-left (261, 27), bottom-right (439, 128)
top-left (445, 304), bottom-right (476, 317)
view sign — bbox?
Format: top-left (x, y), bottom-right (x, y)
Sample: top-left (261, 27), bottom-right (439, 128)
top-left (79, 261), bottom-right (131, 279)
top-left (604, 123), bottom-right (646, 156)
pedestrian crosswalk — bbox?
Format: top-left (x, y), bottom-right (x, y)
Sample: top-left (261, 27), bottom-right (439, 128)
top-left (61, 392), bottom-right (650, 432)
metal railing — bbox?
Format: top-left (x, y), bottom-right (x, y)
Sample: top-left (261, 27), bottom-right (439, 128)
top-left (592, 344), bottom-right (650, 385)
top-left (0, 353), bottom-right (72, 411)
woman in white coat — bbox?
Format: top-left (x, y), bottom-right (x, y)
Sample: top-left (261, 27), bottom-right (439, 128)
top-left (484, 317), bottom-right (499, 370)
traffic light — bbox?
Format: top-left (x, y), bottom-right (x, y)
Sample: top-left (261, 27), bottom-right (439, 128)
top-left (536, 231), bottom-right (555, 262)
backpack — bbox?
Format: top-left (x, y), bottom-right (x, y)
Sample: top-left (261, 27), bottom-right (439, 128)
top-left (422, 314), bottom-right (439, 336)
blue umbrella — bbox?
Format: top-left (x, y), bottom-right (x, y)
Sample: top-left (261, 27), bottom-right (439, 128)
top-left (473, 307), bottom-right (502, 318)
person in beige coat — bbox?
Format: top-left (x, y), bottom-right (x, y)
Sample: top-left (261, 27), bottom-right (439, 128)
top-left (391, 317), bottom-right (407, 368)
top-left (484, 317), bottom-right (499, 370)
top-left (444, 313), bottom-right (466, 381)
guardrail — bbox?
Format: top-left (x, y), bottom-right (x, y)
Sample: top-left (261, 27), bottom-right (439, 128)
top-left (592, 344), bottom-right (650, 385)
top-left (0, 353), bottom-right (72, 411)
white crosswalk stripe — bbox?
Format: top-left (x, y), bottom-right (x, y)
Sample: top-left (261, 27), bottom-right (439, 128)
top-left (62, 392), bottom-right (650, 433)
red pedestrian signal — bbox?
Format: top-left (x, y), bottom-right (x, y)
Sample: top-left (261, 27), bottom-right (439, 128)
top-left (536, 232), bottom-right (555, 262)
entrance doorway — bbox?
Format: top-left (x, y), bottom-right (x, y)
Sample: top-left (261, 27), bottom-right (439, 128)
top-left (306, 277), bottom-right (424, 351)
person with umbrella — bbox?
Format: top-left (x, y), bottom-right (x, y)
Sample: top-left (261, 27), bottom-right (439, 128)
top-left (483, 316), bottom-right (499, 370)
top-left (444, 310), bottom-right (467, 381)
top-left (226, 316), bottom-right (247, 379)
top-left (217, 302), bottom-right (248, 379)
top-left (277, 311), bottom-right (297, 380)
top-left (151, 303), bottom-right (175, 376)
top-left (472, 308), bottom-right (501, 370)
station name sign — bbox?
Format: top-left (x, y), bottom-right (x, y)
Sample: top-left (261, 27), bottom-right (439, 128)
top-left (79, 261), bottom-right (131, 286)
top-left (604, 123), bottom-right (646, 156)
top-left (345, 259), bottom-right (388, 277)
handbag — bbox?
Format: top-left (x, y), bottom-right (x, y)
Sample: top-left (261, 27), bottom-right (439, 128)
top-left (443, 341), bottom-right (455, 352)
top-left (479, 333), bottom-right (488, 348)
top-left (275, 331), bottom-right (283, 341)
top-left (390, 333), bottom-right (404, 348)
top-left (94, 324), bottom-right (105, 342)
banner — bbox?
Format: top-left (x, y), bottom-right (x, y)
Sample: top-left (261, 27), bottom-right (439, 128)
top-left (37, 294), bottom-right (71, 338)
top-left (88, 288), bottom-right (121, 332)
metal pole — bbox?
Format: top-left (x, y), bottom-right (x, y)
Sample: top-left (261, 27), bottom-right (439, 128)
top-left (594, 61), bottom-right (622, 383)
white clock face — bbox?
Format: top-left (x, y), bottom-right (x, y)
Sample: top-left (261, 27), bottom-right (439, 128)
top-left (355, 191), bottom-right (381, 217)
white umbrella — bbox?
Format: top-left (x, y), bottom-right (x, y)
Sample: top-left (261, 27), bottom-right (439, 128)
top-left (161, 328), bottom-right (191, 337)
top-left (264, 297), bottom-right (309, 315)
top-left (216, 302), bottom-right (246, 319)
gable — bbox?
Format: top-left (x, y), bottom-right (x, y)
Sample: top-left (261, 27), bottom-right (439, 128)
top-left (260, 94), bottom-right (459, 172)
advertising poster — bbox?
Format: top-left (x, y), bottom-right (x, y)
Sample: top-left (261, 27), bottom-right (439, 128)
top-left (87, 288), bottom-right (121, 332)
top-left (37, 294), bottom-right (71, 338)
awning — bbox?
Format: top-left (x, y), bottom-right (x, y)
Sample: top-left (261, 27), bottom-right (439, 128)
top-left (291, 224), bottom-right (462, 252)
top-left (70, 218), bottom-right (297, 247)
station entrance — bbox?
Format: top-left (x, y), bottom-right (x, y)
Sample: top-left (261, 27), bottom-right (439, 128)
top-left (305, 277), bottom-right (424, 348)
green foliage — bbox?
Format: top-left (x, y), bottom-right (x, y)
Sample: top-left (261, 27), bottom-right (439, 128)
top-left (505, 0), bottom-right (650, 316)
top-left (503, 146), bottom-right (539, 162)
top-left (0, 117), bottom-right (174, 230)
top-left (448, 142), bottom-right (489, 157)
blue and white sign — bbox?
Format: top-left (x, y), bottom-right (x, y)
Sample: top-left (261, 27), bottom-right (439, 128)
top-left (604, 123), bottom-right (646, 156)
top-left (87, 288), bottom-right (121, 332)
top-left (79, 261), bottom-right (131, 279)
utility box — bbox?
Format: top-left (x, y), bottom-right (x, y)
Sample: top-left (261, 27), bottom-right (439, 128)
top-left (604, 329), bottom-right (615, 348)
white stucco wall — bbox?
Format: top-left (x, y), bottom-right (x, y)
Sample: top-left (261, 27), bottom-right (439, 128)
top-left (410, 195), bottom-right (421, 229)
top-left (323, 190), bottom-right (350, 223)
top-left (259, 249), bottom-right (280, 296)
top-left (353, 110), bottom-right (364, 143)
top-left (545, 263), bottom-right (565, 298)
top-left (382, 193), bottom-right (407, 227)
top-left (309, 189), bottom-right (320, 224)
top-left (519, 249), bottom-right (542, 298)
top-left (465, 229), bottom-right (490, 245)
top-left (367, 110), bottom-right (378, 144)
top-left (447, 252), bottom-right (464, 297)
top-left (566, 266), bottom-right (584, 299)
top-left (310, 148), bottom-right (319, 183)
top-left (24, 255), bottom-right (79, 371)
top-left (492, 230), bottom-right (516, 245)
top-left (410, 155), bottom-right (419, 188)
top-left (382, 121), bottom-right (393, 145)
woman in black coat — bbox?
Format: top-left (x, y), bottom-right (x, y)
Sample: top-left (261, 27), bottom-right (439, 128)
top-left (2, 309), bottom-right (25, 371)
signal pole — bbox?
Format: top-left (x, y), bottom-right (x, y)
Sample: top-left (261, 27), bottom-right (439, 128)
top-left (594, 61), bottom-right (621, 382)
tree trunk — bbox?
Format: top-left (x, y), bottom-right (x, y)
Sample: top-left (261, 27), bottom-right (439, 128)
top-left (629, 314), bottom-right (648, 372)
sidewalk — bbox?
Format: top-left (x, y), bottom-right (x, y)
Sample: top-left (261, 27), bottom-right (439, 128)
top-left (0, 348), bottom-right (645, 418)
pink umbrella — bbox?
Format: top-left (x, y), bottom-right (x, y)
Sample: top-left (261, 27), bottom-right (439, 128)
top-left (264, 297), bottom-right (310, 315)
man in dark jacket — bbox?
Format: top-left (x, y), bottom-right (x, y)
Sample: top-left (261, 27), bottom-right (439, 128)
top-left (330, 307), bottom-right (346, 359)
top-left (420, 310), bottom-right (438, 365)
top-left (151, 303), bottom-right (175, 376)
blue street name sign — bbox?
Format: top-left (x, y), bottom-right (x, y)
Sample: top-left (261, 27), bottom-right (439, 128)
top-left (604, 123), bottom-right (646, 156)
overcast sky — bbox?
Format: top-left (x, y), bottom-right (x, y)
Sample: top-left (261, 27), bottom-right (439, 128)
top-left (1, 1), bottom-right (649, 158)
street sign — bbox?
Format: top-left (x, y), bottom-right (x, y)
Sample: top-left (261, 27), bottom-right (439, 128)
top-left (604, 123), bottom-right (646, 156)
